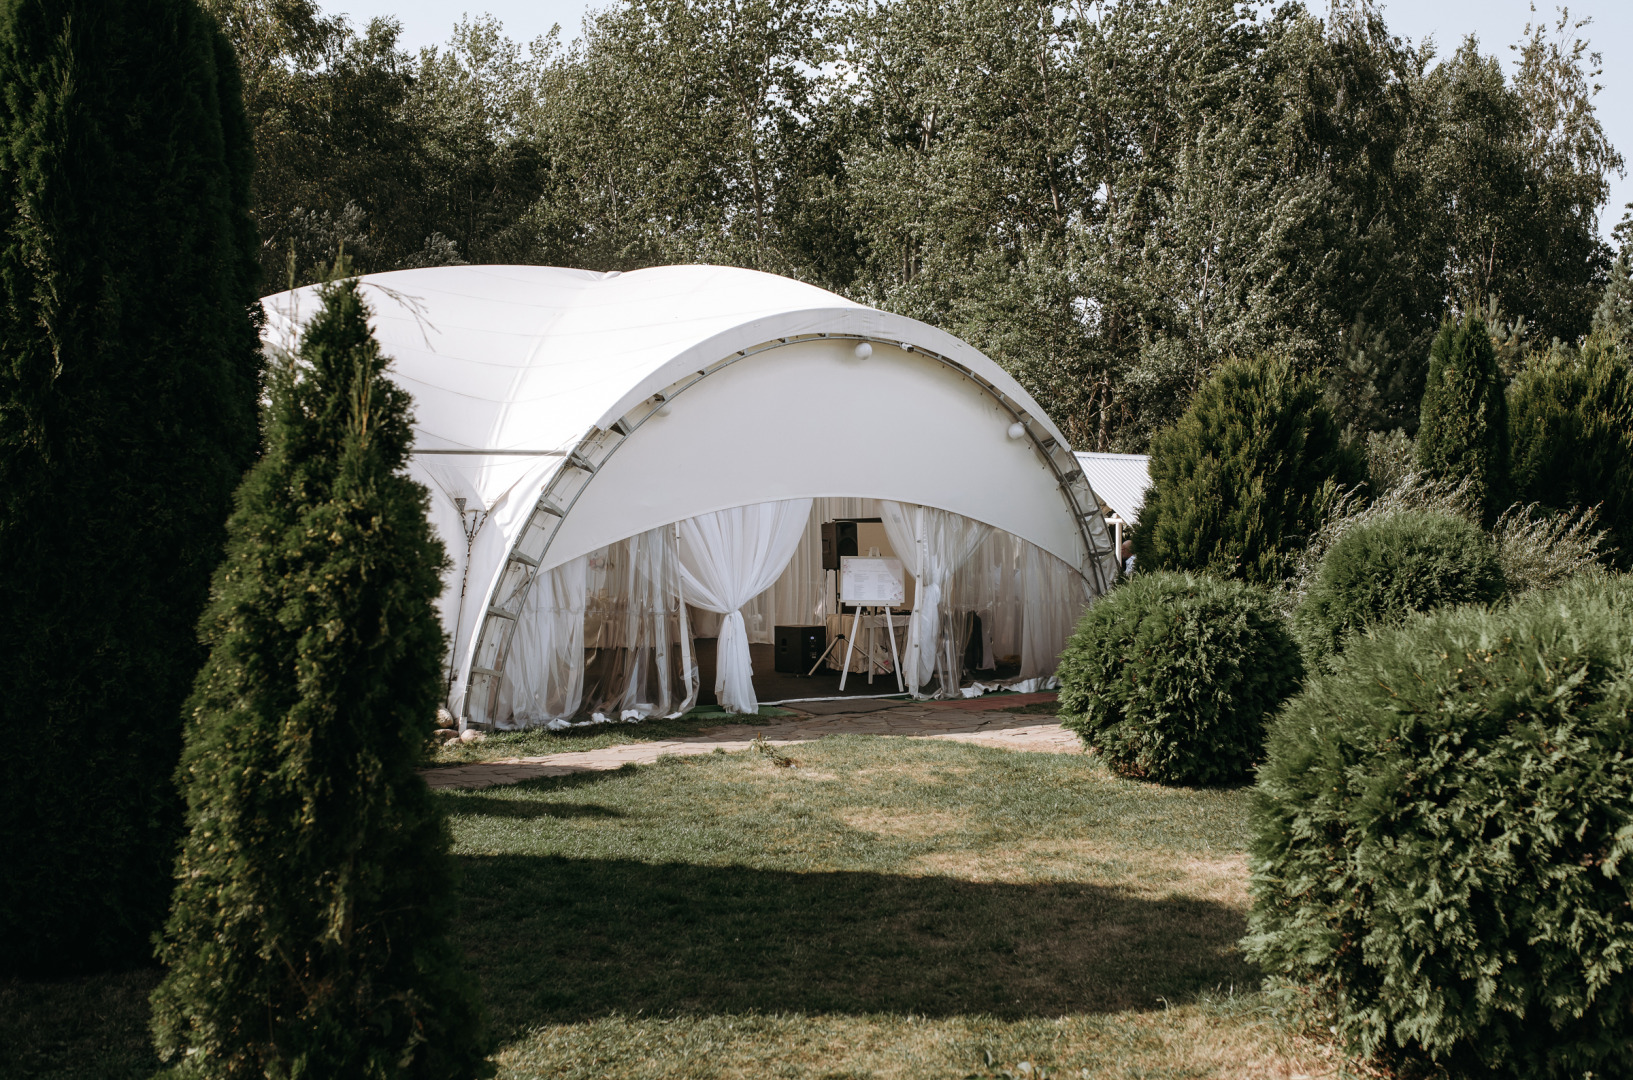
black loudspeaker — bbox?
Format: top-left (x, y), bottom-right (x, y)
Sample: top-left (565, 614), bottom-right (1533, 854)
top-left (820, 521), bottom-right (858, 570)
top-left (774, 625), bottom-right (828, 674)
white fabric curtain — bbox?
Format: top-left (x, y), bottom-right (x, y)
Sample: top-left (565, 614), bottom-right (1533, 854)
top-left (737, 498), bottom-right (881, 640)
top-left (494, 555), bottom-right (588, 729)
top-left (739, 505), bottom-right (827, 642)
top-left (582, 526), bottom-right (698, 721)
top-left (880, 501), bottom-right (993, 697)
top-left (678, 499), bottom-right (814, 713)
top-left (955, 530), bottom-right (1024, 671)
top-left (1019, 541), bottom-right (1093, 681)
top-left (818, 496), bottom-right (880, 521)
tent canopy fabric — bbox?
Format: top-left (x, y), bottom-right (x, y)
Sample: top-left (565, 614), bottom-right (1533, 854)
top-left (261, 265), bottom-right (1118, 725)
top-left (1074, 452), bottom-right (1152, 524)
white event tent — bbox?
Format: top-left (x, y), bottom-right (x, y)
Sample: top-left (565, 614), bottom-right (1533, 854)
top-left (261, 265), bottom-right (1119, 730)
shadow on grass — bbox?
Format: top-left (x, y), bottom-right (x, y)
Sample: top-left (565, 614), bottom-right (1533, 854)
top-left (457, 855), bottom-right (1256, 1038)
top-left (0, 969), bottom-right (161, 1080)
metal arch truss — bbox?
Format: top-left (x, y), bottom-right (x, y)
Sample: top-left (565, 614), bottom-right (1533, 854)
top-left (457, 332), bottom-right (1120, 728)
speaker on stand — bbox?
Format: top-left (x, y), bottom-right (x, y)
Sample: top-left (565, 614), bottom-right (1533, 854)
top-left (821, 521), bottom-right (858, 569)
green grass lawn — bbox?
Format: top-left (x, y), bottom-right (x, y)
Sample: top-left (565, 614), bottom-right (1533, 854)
top-left (445, 735), bottom-right (1335, 1078)
top-left (2, 734), bottom-right (1340, 1079)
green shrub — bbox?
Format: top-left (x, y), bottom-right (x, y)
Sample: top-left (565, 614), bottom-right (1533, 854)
top-left (0, 0), bottom-right (261, 973)
top-left (1293, 510), bottom-right (1504, 663)
top-left (1491, 502), bottom-right (1609, 592)
top-left (1247, 575), bottom-right (1633, 1079)
top-left (1057, 572), bottom-right (1304, 785)
top-left (149, 280), bottom-right (487, 1078)
top-left (1416, 315), bottom-right (1509, 524)
top-left (1508, 340), bottom-right (1633, 569)
top-left (1362, 428), bottom-right (1414, 497)
top-left (1594, 254), bottom-right (1632, 351)
top-left (1132, 354), bottom-right (1362, 585)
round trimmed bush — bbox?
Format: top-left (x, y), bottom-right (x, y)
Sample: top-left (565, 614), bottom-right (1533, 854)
top-left (1295, 510), bottom-right (1504, 663)
top-left (1057, 572), bottom-right (1304, 784)
top-left (1247, 575), bottom-right (1633, 1078)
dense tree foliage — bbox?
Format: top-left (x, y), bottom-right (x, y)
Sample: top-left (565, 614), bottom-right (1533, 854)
top-left (1416, 315), bottom-right (1509, 523)
top-left (1508, 313), bottom-right (1633, 567)
top-left (1132, 355), bottom-right (1359, 585)
top-left (1250, 575), bottom-right (1633, 1078)
top-left (1293, 510), bottom-right (1505, 664)
top-left (1058, 572), bottom-right (1302, 785)
top-left (151, 278), bottom-right (485, 1078)
top-left (211, 0), bottom-right (1622, 449)
top-left (0, 0), bottom-right (261, 974)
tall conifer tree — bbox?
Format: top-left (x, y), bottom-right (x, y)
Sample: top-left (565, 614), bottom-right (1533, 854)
top-left (150, 278), bottom-right (487, 1079)
top-left (1593, 255), bottom-right (1633, 352)
top-left (1415, 315), bottom-right (1509, 523)
top-left (1509, 294), bottom-right (1633, 569)
top-left (1132, 355), bottom-right (1360, 585)
top-left (0, 0), bottom-right (261, 972)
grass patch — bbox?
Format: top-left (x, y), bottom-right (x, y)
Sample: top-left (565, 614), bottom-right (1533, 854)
top-left (6, 735), bottom-right (1340, 1077)
top-left (1001, 701), bottom-right (1062, 716)
top-left (493, 996), bottom-right (1343, 1080)
top-left (430, 706), bottom-right (797, 764)
top-left (439, 736), bottom-right (1334, 1077)
top-left (0, 969), bottom-right (161, 1080)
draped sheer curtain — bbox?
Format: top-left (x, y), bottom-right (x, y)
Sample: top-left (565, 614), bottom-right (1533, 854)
top-left (955, 530), bottom-right (1025, 671)
top-left (495, 556), bottom-right (588, 729)
top-left (581, 526), bottom-right (698, 721)
top-left (677, 498), bottom-right (813, 713)
top-left (1019, 542), bottom-right (1093, 686)
top-left (736, 498), bottom-right (881, 641)
top-left (496, 526), bottom-right (697, 730)
top-left (738, 506), bottom-right (825, 642)
top-left (881, 501), bottom-right (993, 697)
top-left (492, 497), bottom-right (1089, 725)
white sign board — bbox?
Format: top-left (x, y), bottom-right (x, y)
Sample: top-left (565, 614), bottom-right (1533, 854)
top-left (840, 556), bottom-right (905, 607)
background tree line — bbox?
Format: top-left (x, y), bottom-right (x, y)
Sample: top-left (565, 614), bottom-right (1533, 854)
top-left (212, 0), bottom-right (1624, 450)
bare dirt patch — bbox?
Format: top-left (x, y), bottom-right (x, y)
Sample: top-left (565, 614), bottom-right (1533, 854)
top-left (910, 840), bottom-right (1249, 904)
top-left (850, 762), bottom-right (970, 785)
top-left (837, 808), bottom-right (969, 838)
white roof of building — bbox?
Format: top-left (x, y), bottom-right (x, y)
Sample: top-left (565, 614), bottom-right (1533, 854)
top-left (1074, 452), bottom-right (1151, 523)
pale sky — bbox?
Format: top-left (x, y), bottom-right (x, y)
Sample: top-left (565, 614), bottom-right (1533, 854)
top-left (331, 0), bottom-right (1633, 240)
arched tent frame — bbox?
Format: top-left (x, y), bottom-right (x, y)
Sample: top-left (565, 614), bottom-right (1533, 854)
top-left (260, 266), bottom-right (1119, 729)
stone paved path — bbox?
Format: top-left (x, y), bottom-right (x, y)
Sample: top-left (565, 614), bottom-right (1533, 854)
top-left (422, 698), bottom-right (1079, 791)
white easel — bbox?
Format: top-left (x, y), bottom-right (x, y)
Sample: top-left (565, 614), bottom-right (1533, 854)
top-left (836, 604), bottom-right (903, 691)
top-left (827, 555), bottom-right (906, 693)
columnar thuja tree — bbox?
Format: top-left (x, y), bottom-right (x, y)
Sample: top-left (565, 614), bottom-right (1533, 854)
top-left (1509, 330), bottom-right (1633, 570)
top-left (150, 279), bottom-right (486, 1078)
top-left (1133, 355), bottom-right (1360, 585)
top-left (0, 0), bottom-right (261, 971)
top-left (1415, 315), bottom-right (1509, 523)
